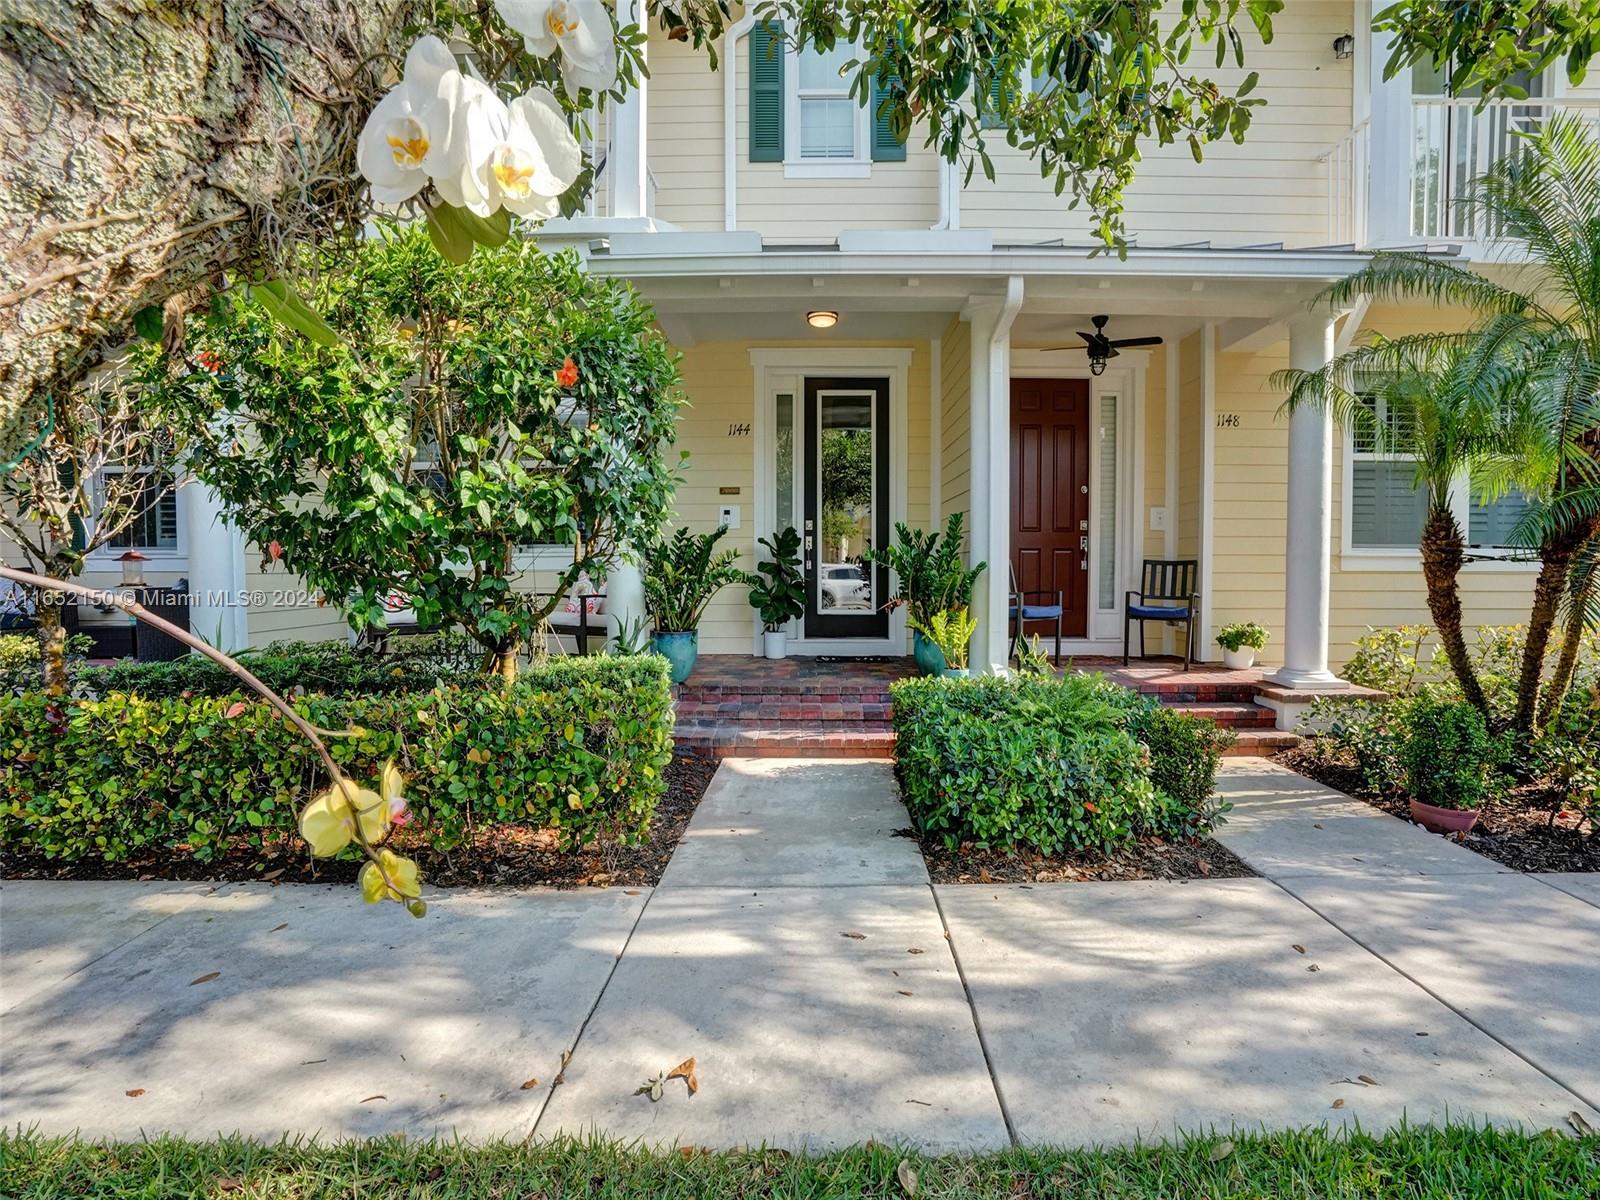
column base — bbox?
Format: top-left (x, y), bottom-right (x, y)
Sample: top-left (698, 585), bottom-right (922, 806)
top-left (1264, 666), bottom-right (1349, 690)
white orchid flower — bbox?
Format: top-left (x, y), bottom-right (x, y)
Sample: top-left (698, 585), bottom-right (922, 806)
top-left (495, 0), bottom-right (619, 95)
top-left (356, 36), bottom-right (463, 204)
top-left (428, 73), bottom-right (512, 217)
top-left (480, 87), bottom-right (582, 219)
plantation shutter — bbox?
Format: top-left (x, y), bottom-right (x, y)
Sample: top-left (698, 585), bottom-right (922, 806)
top-left (1468, 486), bottom-right (1533, 549)
top-left (1350, 461), bottom-right (1429, 548)
top-left (981, 58), bottom-right (1005, 129)
top-left (749, 21), bottom-right (784, 162)
top-left (870, 60), bottom-right (907, 161)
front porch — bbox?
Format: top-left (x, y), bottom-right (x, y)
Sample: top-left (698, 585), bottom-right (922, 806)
top-left (671, 654), bottom-right (1312, 759)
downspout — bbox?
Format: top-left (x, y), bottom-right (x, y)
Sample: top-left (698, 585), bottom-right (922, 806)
top-left (723, 12), bottom-right (757, 231)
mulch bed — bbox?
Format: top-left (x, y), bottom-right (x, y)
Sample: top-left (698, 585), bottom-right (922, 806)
top-left (1276, 743), bottom-right (1600, 874)
top-left (1, 752), bottom-right (720, 891)
top-left (909, 829), bottom-right (1255, 885)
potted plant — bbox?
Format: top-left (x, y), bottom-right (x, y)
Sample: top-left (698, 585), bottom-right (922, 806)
top-left (643, 525), bottom-right (742, 684)
top-left (911, 607), bottom-right (977, 677)
top-left (866, 512), bottom-right (985, 676)
top-left (746, 526), bottom-right (805, 659)
top-left (1401, 697), bottom-right (1503, 835)
top-left (1216, 621), bottom-right (1269, 670)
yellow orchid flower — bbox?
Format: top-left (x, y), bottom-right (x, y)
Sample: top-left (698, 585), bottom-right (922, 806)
top-left (297, 778), bottom-right (390, 858)
top-left (359, 849), bottom-right (423, 906)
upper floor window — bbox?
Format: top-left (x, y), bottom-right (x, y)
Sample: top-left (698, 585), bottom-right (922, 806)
top-left (796, 42), bottom-right (856, 160)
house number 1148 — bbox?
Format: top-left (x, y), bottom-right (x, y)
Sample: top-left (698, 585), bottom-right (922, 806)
top-left (1215, 413), bottom-right (1241, 428)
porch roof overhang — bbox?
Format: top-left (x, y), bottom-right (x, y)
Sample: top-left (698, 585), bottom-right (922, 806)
top-left (559, 231), bottom-right (1388, 346)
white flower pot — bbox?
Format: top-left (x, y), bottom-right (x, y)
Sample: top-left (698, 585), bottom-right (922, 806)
top-left (1221, 646), bottom-right (1258, 670)
top-left (763, 630), bottom-right (787, 660)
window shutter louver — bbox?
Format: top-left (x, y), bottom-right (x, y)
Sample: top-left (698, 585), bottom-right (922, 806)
top-left (749, 21), bottom-right (784, 162)
top-left (870, 60), bottom-right (907, 161)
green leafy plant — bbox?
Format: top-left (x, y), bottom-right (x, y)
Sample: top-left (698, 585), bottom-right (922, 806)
top-left (867, 512), bottom-right (985, 628)
top-left (1402, 696), bottom-right (1508, 812)
top-left (0, 631), bottom-right (93, 694)
top-left (168, 228), bottom-right (683, 681)
top-left (643, 525), bottom-right (742, 634)
top-left (910, 607), bottom-right (976, 671)
top-left (1114, 697), bottom-right (1236, 840)
top-left (1, 655), bottom-right (673, 865)
top-left (1216, 622), bottom-right (1269, 653)
top-left (745, 527), bottom-right (805, 632)
top-left (1013, 634), bottom-right (1055, 676)
top-left (891, 674), bottom-right (1157, 856)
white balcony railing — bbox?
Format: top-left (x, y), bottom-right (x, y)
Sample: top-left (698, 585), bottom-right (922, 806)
top-left (1411, 97), bottom-right (1600, 241)
top-left (1322, 118), bottom-right (1369, 246)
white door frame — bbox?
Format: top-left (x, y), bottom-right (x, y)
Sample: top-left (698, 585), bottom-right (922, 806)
top-left (750, 347), bottom-right (912, 656)
top-left (1008, 350), bottom-right (1147, 654)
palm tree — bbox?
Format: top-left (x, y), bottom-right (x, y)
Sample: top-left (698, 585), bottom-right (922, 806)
top-left (1276, 335), bottom-right (1524, 715)
top-left (1317, 113), bottom-right (1600, 740)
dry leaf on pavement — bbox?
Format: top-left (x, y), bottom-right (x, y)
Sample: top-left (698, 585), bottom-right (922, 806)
top-left (189, 972), bottom-right (220, 986)
top-left (124, 1089), bottom-right (145, 1098)
top-left (1331, 1098), bottom-right (1345, 1109)
top-left (668, 1056), bottom-right (700, 1095)
top-left (841, 931), bottom-right (866, 940)
top-left (520, 1078), bottom-right (539, 1090)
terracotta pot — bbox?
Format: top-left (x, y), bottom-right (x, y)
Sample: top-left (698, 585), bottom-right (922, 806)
top-left (1409, 798), bottom-right (1480, 836)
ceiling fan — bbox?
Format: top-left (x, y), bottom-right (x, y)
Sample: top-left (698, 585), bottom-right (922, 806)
top-left (1042, 315), bottom-right (1164, 375)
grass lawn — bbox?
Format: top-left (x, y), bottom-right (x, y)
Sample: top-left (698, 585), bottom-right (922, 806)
top-left (3, 1126), bottom-right (1596, 1199)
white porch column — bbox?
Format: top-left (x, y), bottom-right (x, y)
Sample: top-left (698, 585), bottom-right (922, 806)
top-left (1269, 314), bottom-right (1346, 690)
top-left (180, 481), bottom-right (247, 653)
top-left (606, 549), bottom-right (646, 652)
top-left (611, 0), bottom-right (649, 220)
top-left (965, 278), bottom-right (1023, 674)
top-left (1364, 13), bottom-right (1412, 246)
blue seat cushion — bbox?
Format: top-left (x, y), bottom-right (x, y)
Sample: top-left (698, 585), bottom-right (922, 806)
top-left (1128, 604), bottom-right (1191, 620)
top-left (1020, 604), bottom-right (1062, 620)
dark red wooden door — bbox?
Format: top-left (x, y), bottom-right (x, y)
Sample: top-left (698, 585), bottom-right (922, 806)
top-left (1010, 378), bottom-right (1091, 637)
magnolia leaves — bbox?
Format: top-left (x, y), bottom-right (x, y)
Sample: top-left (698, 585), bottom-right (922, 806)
top-left (638, 1056), bottom-right (699, 1102)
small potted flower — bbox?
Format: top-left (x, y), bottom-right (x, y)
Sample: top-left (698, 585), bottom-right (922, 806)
top-left (1216, 621), bottom-right (1269, 670)
top-left (644, 525), bottom-right (742, 684)
top-left (910, 607), bottom-right (977, 678)
top-left (746, 526), bottom-right (805, 659)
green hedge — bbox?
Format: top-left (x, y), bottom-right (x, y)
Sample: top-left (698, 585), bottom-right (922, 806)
top-left (75, 633), bottom-right (486, 699)
top-left (1, 655), bottom-right (673, 864)
top-left (890, 674), bottom-right (1232, 855)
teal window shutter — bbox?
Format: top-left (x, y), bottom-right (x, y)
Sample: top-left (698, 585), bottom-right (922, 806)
top-left (870, 65), bottom-right (907, 161)
top-left (980, 58), bottom-right (1006, 130)
top-left (749, 22), bottom-right (784, 162)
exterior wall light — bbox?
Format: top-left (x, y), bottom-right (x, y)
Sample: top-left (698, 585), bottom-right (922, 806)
top-left (806, 310), bottom-right (839, 329)
top-left (1332, 34), bottom-right (1354, 60)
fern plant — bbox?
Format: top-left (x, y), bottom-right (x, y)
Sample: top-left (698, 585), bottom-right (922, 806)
top-left (643, 525), bottom-right (742, 633)
top-left (909, 606), bottom-right (978, 670)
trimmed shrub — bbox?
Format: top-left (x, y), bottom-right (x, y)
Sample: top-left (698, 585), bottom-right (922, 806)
top-left (1401, 696), bottom-right (1507, 811)
top-left (1, 630), bottom-right (94, 694)
top-left (1119, 699), bottom-right (1236, 839)
top-left (75, 633), bottom-right (486, 699)
top-left (891, 674), bottom-right (1159, 855)
top-left (1, 655), bottom-right (673, 864)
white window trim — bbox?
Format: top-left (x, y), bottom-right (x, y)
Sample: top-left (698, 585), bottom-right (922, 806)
top-left (1338, 423), bottom-right (1539, 572)
top-left (783, 35), bottom-right (872, 178)
top-left (83, 466), bottom-right (187, 569)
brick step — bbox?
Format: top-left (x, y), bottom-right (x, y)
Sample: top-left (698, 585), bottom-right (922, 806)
top-left (1221, 729), bottom-right (1304, 756)
top-left (675, 700), bottom-right (891, 723)
top-left (1164, 701), bottom-right (1279, 729)
top-left (674, 724), bottom-right (896, 760)
top-left (675, 685), bottom-right (896, 706)
top-left (676, 717), bottom-right (894, 732)
top-left (1125, 684), bottom-right (1261, 703)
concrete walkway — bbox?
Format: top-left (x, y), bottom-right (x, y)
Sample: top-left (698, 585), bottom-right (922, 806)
top-left (2, 756), bottom-right (1597, 1147)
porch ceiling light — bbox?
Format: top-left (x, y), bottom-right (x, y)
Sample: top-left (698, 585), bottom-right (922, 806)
top-left (806, 310), bottom-right (839, 329)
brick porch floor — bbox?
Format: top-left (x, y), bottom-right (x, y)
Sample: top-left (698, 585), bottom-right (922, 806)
top-left (672, 653), bottom-right (1314, 759)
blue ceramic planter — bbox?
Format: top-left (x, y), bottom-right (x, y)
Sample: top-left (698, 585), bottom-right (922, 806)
top-left (912, 631), bottom-right (947, 677)
top-left (653, 630), bottom-right (699, 684)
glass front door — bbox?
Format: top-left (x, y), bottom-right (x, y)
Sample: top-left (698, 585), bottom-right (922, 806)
top-left (803, 377), bottom-right (889, 639)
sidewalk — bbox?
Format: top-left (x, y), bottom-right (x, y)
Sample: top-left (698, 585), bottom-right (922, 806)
top-left (2, 757), bottom-right (1596, 1147)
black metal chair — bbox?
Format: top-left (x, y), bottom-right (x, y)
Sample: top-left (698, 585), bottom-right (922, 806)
top-left (1123, 559), bottom-right (1200, 669)
top-left (1008, 562), bottom-right (1064, 664)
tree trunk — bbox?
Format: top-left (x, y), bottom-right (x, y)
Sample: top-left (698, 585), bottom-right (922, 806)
top-left (1419, 506), bottom-right (1487, 714)
top-left (1513, 534), bottom-right (1582, 740)
top-left (1539, 544), bottom-right (1597, 726)
top-left (497, 641), bottom-right (519, 685)
top-left (1, 2), bottom-right (410, 459)
top-left (34, 591), bottom-right (66, 695)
